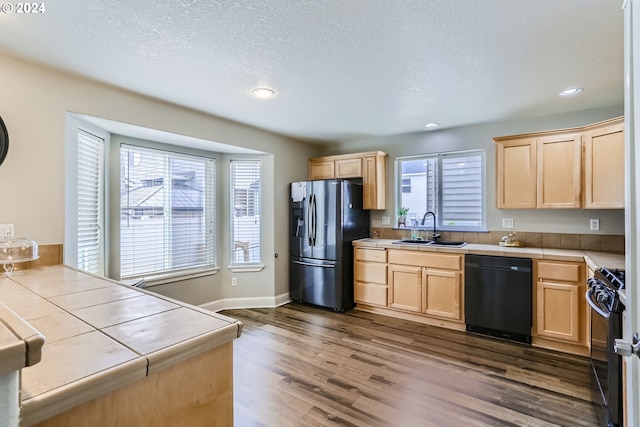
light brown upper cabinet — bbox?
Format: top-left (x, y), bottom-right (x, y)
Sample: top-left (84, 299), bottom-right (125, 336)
top-left (583, 117), bottom-right (624, 208)
top-left (494, 117), bottom-right (623, 209)
top-left (537, 132), bottom-right (582, 208)
top-left (496, 137), bottom-right (537, 208)
top-left (309, 151), bottom-right (387, 210)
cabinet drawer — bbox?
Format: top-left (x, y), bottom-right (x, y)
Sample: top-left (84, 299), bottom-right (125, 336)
top-left (354, 261), bottom-right (387, 285)
top-left (388, 250), bottom-right (461, 270)
top-left (355, 282), bottom-right (387, 306)
top-left (355, 248), bottom-right (387, 263)
top-left (537, 261), bottom-right (582, 282)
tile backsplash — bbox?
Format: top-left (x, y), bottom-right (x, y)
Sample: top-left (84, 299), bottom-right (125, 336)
top-left (371, 228), bottom-right (625, 253)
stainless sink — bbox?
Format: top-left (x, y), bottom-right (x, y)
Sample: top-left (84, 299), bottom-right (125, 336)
top-left (393, 239), bottom-right (430, 244)
top-left (427, 241), bottom-right (468, 248)
top-left (392, 239), bottom-right (468, 248)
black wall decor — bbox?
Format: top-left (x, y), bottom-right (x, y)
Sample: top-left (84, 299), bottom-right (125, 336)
top-left (0, 116), bottom-right (8, 167)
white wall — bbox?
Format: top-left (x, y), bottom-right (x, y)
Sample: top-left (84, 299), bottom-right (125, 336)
top-left (0, 54), bottom-right (320, 306)
top-left (328, 106), bottom-right (626, 235)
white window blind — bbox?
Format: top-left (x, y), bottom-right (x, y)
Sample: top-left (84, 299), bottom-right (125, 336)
top-left (120, 145), bottom-right (216, 278)
top-left (397, 150), bottom-right (485, 231)
top-left (77, 129), bottom-right (105, 275)
top-left (230, 160), bottom-right (261, 264)
top-left (441, 153), bottom-right (483, 228)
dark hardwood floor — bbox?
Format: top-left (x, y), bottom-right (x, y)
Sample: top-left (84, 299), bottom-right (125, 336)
top-left (224, 303), bottom-right (602, 427)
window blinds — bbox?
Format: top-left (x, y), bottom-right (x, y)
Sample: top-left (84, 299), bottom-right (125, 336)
top-left (77, 129), bottom-right (105, 275)
top-left (120, 144), bottom-right (216, 278)
top-left (230, 160), bottom-right (261, 264)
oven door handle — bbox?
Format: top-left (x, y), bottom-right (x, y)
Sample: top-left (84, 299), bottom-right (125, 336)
top-left (586, 288), bottom-right (610, 319)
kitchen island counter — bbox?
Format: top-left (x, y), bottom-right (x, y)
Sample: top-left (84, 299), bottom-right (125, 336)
top-left (0, 265), bottom-right (241, 427)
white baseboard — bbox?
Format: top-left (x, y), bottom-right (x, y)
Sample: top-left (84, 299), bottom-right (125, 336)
top-left (200, 292), bottom-right (291, 312)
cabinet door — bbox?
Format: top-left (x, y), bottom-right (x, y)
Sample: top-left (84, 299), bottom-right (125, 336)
top-left (423, 268), bottom-right (462, 320)
top-left (388, 264), bottom-right (422, 312)
top-left (335, 157), bottom-right (362, 178)
top-left (583, 121), bottom-right (624, 208)
top-left (363, 154), bottom-right (386, 210)
top-left (537, 133), bottom-right (582, 208)
top-left (496, 138), bottom-right (537, 208)
top-left (309, 160), bottom-right (335, 180)
top-left (535, 280), bottom-right (581, 343)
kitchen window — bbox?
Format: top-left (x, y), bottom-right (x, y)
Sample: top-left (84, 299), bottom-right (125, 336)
top-left (396, 150), bottom-right (485, 231)
top-left (229, 160), bottom-right (262, 266)
top-left (120, 144), bottom-right (216, 279)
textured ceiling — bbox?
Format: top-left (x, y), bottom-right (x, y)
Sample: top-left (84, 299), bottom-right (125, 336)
top-left (0, 0), bottom-right (624, 143)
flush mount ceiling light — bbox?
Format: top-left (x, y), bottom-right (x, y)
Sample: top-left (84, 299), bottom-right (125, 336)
top-left (559, 87), bottom-right (583, 96)
top-left (252, 87), bottom-right (275, 98)
top-left (424, 122), bottom-right (439, 129)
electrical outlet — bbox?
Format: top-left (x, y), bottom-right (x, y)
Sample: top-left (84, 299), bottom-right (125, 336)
top-left (0, 224), bottom-right (14, 238)
top-left (231, 277), bottom-right (238, 287)
top-left (590, 219), bottom-right (600, 231)
top-left (381, 216), bottom-right (390, 225)
top-left (502, 218), bottom-right (514, 228)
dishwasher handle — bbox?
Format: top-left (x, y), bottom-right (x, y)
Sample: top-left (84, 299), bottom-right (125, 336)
top-left (465, 263), bottom-right (531, 273)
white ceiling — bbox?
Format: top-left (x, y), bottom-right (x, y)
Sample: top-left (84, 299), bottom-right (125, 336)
top-left (0, 0), bottom-right (624, 143)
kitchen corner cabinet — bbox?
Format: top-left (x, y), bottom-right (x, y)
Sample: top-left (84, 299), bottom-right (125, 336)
top-left (533, 259), bottom-right (588, 355)
top-left (309, 151), bottom-right (387, 209)
top-left (387, 250), bottom-right (463, 322)
top-left (494, 116), bottom-right (623, 209)
top-left (354, 248), bottom-right (388, 307)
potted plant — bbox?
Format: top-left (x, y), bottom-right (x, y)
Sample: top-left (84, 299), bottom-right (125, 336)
top-left (397, 207), bottom-right (409, 227)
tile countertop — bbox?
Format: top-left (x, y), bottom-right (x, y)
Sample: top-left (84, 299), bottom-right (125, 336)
top-left (354, 238), bottom-right (622, 264)
top-left (0, 265), bottom-right (242, 426)
top-left (353, 238), bottom-right (627, 305)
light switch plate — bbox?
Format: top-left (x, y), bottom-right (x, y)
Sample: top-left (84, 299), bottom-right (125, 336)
top-left (590, 219), bottom-right (600, 231)
top-left (502, 218), bottom-right (514, 228)
top-left (0, 224), bottom-right (14, 238)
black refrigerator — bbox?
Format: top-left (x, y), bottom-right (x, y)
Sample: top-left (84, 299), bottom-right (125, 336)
top-left (289, 179), bottom-right (370, 311)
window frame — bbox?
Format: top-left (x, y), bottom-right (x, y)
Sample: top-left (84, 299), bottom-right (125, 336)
top-left (395, 149), bottom-right (486, 232)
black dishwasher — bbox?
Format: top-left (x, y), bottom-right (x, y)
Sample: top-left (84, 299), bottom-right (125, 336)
top-left (464, 254), bottom-right (532, 344)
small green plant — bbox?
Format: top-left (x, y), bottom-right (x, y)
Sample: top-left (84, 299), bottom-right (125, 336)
top-left (397, 207), bottom-right (409, 216)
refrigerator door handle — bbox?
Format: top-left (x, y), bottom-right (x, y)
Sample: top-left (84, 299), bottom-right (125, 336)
top-left (291, 260), bottom-right (336, 268)
top-left (307, 194), bottom-right (314, 246)
top-left (312, 193), bottom-right (317, 245)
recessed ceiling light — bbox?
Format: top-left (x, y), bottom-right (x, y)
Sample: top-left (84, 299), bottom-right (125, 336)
top-left (424, 122), bottom-right (439, 129)
top-left (252, 87), bottom-right (275, 98)
top-left (559, 87), bottom-right (583, 96)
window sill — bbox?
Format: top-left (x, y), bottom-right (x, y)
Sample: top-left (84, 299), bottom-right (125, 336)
top-left (228, 264), bottom-right (265, 273)
top-left (136, 267), bottom-right (220, 287)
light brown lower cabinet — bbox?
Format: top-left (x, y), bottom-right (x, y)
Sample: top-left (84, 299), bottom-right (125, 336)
top-left (354, 248), bottom-right (464, 330)
top-left (423, 268), bottom-right (462, 320)
top-left (354, 248), bottom-right (388, 307)
top-left (387, 250), bottom-right (463, 322)
top-left (533, 259), bottom-right (588, 355)
top-left (388, 264), bottom-right (423, 312)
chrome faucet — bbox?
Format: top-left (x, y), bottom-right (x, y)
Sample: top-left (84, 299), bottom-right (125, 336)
top-left (421, 211), bottom-right (440, 242)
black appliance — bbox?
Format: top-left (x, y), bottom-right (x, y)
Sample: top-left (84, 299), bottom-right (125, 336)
top-left (289, 179), bottom-right (369, 311)
top-left (464, 254), bottom-right (533, 344)
top-left (587, 267), bottom-right (625, 427)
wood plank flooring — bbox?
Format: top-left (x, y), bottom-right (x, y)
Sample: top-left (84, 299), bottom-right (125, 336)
top-left (224, 303), bottom-right (603, 427)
